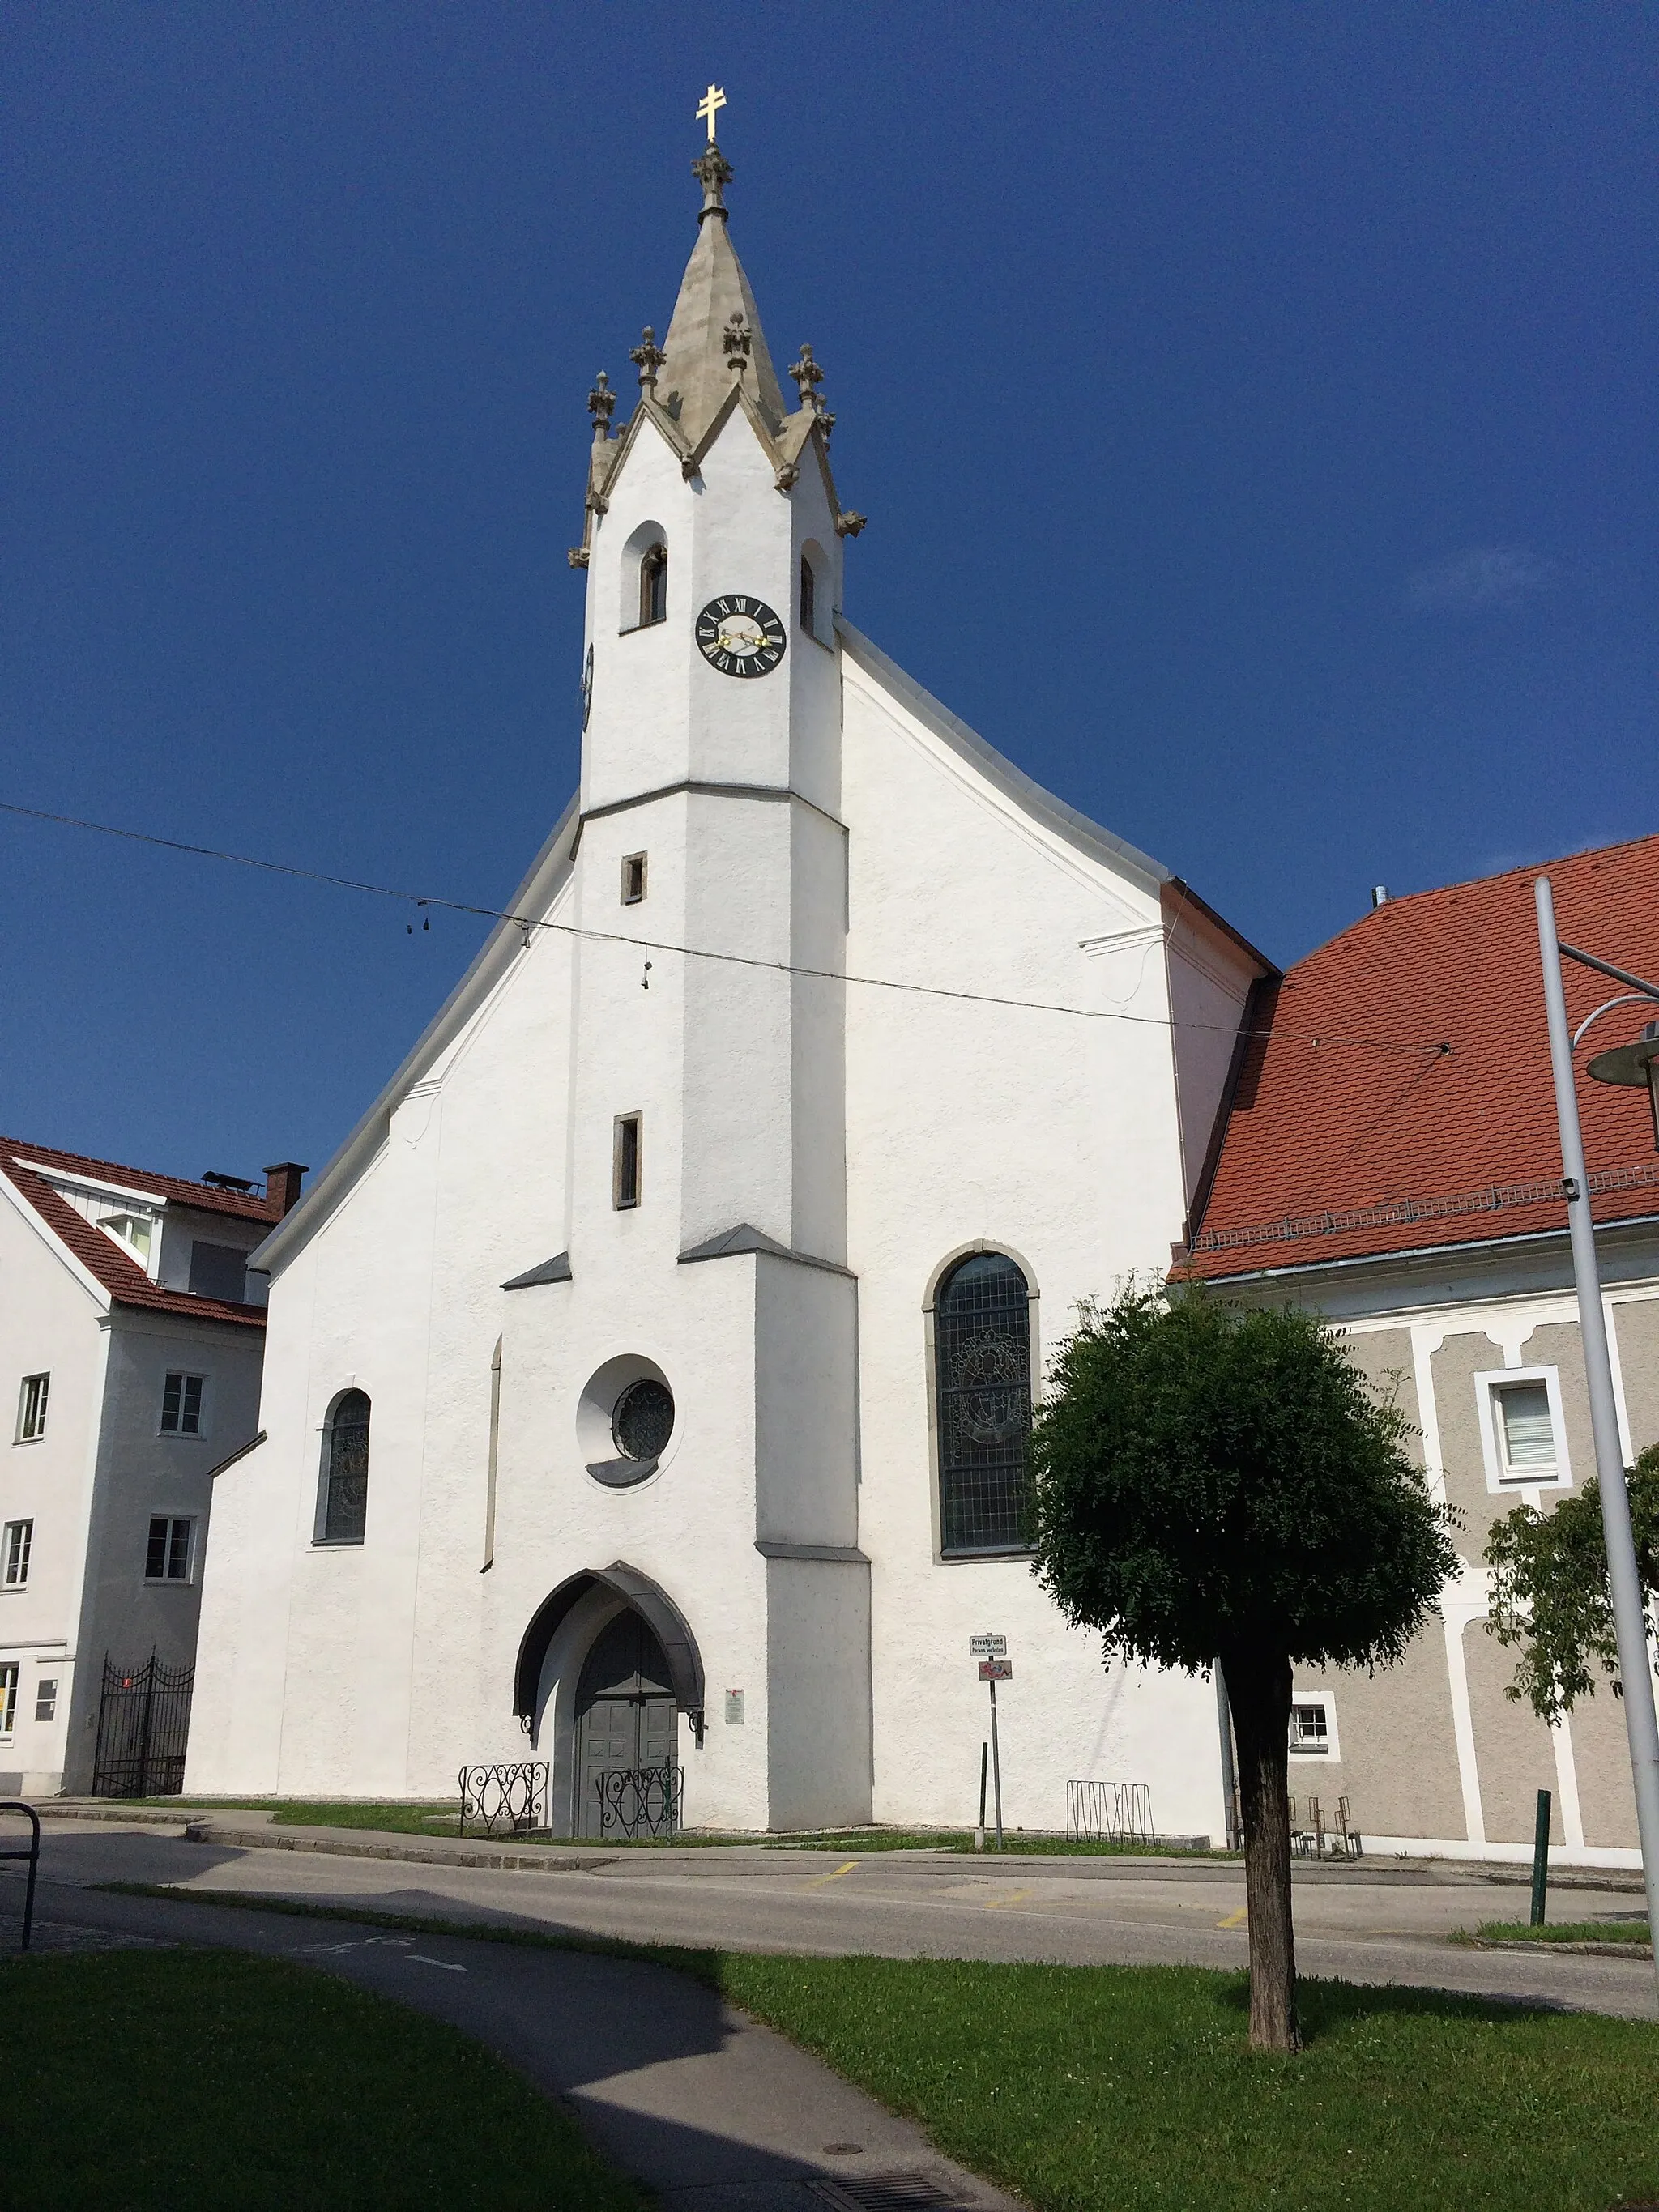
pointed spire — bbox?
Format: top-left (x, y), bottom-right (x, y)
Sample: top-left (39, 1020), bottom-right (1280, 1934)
top-left (656, 133), bottom-right (789, 445)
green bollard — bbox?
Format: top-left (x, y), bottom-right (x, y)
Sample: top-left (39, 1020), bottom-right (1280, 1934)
top-left (1530, 1788), bottom-right (1552, 1927)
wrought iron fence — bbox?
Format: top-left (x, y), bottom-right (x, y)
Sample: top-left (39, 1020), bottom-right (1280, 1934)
top-left (458, 1762), bottom-right (548, 1838)
top-left (595, 1763), bottom-right (682, 1840)
top-left (1065, 1779), bottom-right (1154, 1844)
top-left (92, 1654), bottom-right (194, 1797)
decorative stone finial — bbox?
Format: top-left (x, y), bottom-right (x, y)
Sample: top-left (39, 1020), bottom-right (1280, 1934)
top-left (693, 143), bottom-right (734, 224)
top-left (787, 343), bottom-right (825, 411)
top-left (587, 369), bottom-right (616, 442)
top-left (629, 326), bottom-right (666, 394)
top-left (723, 309), bottom-right (753, 377)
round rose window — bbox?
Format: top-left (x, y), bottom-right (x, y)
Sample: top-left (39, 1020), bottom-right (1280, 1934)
top-left (612, 1378), bottom-right (675, 1462)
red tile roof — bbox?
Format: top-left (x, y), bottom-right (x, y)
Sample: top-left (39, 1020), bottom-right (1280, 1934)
top-left (1182, 833), bottom-right (1659, 1280)
top-left (0, 1140), bottom-right (272, 1328)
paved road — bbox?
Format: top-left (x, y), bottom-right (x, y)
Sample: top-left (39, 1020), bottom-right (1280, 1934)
top-left (8, 1816), bottom-right (1655, 2020)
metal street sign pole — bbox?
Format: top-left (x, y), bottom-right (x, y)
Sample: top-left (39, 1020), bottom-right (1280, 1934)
top-left (988, 1675), bottom-right (1004, 1851)
top-left (1535, 876), bottom-right (1659, 1993)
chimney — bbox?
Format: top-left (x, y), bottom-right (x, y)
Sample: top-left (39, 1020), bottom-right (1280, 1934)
top-left (265, 1162), bottom-right (309, 1216)
top-left (1371, 885), bottom-right (1389, 909)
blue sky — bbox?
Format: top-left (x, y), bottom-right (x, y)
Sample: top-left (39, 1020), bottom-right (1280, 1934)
top-left (3, 3), bottom-right (1654, 1187)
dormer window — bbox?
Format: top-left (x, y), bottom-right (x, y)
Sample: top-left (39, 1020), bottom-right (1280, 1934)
top-left (98, 1211), bottom-right (154, 1268)
top-left (639, 542), bottom-right (667, 628)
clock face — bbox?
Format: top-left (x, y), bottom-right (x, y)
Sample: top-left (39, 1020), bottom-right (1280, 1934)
top-left (695, 595), bottom-right (787, 678)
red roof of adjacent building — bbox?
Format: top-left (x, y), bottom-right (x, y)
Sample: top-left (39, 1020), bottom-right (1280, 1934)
top-left (0, 1139), bottom-right (276, 1328)
top-left (1182, 833), bottom-right (1659, 1280)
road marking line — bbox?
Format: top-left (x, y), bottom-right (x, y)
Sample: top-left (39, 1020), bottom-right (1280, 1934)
top-left (800, 1860), bottom-right (860, 1888)
top-left (1216, 1907), bottom-right (1247, 1929)
top-left (984, 1889), bottom-right (1033, 1911)
top-left (408, 1954), bottom-right (467, 1971)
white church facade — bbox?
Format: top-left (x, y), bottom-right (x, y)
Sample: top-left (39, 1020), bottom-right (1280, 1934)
top-left (186, 128), bottom-right (1271, 1838)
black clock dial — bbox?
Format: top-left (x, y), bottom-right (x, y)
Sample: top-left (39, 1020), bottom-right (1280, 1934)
top-left (695, 595), bottom-right (787, 679)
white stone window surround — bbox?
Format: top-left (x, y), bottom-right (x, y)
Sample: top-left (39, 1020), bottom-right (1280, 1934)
top-left (0, 1660), bottom-right (17, 1739)
top-left (1289, 1688), bottom-right (1340, 1762)
top-left (1472, 1363), bottom-right (1572, 1496)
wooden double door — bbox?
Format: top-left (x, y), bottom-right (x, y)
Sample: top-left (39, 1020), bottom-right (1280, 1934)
top-left (575, 1609), bottom-right (678, 1838)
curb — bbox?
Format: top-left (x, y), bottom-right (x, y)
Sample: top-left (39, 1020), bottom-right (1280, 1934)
top-left (1468, 1936), bottom-right (1653, 1960)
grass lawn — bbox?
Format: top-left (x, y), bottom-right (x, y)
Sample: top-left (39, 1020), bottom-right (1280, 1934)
top-left (1472, 1918), bottom-right (1652, 1947)
top-left (0, 1946), bottom-right (642, 2212)
top-left (122, 1799), bottom-right (1230, 1853)
top-left (100, 1886), bottom-right (1659, 2212)
top-left (717, 1953), bottom-right (1659, 2212)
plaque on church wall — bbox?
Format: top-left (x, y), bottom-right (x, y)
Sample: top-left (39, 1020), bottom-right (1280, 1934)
top-left (724, 1689), bottom-right (744, 1725)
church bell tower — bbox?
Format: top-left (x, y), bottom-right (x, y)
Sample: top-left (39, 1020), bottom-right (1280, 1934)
top-left (544, 100), bottom-right (872, 1833)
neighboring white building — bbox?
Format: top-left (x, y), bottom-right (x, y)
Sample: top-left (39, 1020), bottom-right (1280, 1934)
top-left (186, 134), bottom-right (1270, 1838)
top-left (0, 1140), bottom-right (301, 1796)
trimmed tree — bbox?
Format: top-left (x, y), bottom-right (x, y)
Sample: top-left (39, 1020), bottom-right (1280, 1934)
top-left (1486, 1442), bottom-right (1659, 1721)
top-left (1027, 1285), bottom-right (1457, 2052)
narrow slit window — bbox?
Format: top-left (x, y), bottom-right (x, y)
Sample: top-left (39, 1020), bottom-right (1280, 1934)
top-left (621, 852), bottom-right (647, 906)
top-left (639, 542), bottom-right (667, 627)
top-left (800, 553), bottom-right (816, 637)
top-left (613, 1114), bottom-right (642, 1210)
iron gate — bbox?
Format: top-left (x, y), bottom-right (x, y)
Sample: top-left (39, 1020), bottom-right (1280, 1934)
top-left (92, 1654), bottom-right (194, 1797)
top-left (595, 1764), bottom-right (682, 1839)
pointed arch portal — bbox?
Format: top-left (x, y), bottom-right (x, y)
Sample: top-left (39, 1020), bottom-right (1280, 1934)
top-left (514, 1561), bottom-right (705, 1735)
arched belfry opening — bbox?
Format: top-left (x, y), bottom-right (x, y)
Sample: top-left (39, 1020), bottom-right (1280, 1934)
top-left (514, 1563), bottom-right (704, 1836)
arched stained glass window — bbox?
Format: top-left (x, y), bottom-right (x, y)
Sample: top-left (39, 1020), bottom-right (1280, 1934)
top-left (317, 1389), bottom-right (370, 1545)
top-left (934, 1252), bottom-right (1032, 1555)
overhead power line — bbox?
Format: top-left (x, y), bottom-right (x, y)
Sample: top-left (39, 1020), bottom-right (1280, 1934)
top-left (1, 796), bottom-right (1446, 1053)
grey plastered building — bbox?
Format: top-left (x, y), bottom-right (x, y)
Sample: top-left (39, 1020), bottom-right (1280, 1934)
top-left (1178, 835), bottom-right (1659, 1864)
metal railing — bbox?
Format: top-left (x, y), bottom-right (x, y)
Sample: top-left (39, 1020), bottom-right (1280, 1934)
top-left (1066, 1779), bottom-right (1154, 1844)
top-left (458, 1762), bottom-right (548, 1839)
top-left (595, 1764), bottom-right (682, 1840)
top-left (1, 1801), bottom-right (41, 1950)
top-left (1290, 1795), bottom-right (1362, 1860)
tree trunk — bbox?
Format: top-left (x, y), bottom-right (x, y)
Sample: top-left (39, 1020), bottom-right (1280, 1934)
top-left (1220, 1646), bottom-right (1300, 2052)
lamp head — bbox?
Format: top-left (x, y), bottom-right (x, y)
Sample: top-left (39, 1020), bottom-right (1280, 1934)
top-left (1587, 1019), bottom-right (1659, 1151)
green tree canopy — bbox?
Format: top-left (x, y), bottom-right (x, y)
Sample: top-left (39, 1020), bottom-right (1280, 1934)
top-left (1028, 1287), bottom-right (1457, 1675)
top-left (1486, 1442), bottom-right (1659, 1723)
top-left (1028, 1285), bottom-right (1458, 2052)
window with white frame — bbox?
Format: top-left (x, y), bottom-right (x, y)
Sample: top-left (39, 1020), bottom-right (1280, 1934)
top-left (0, 1664), bottom-right (16, 1738)
top-left (1474, 1366), bottom-right (1571, 1490)
top-left (2, 1519), bottom-right (32, 1589)
top-left (1289, 1692), bottom-right (1338, 1758)
top-left (16, 1372), bottom-right (49, 1443)
top-left (160, 1371), bottom-right (205, 1436)
top-left (144, 1515), bottom-right (194, 1583)
top-left (35, 1676), bottom-right (57, 1723)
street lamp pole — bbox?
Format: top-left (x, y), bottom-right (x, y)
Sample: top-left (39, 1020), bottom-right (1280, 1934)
top-left (1533, 875), bottom-right (1659, 1984)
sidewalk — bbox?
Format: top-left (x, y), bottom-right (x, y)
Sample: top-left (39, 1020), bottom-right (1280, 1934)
top-left (14, 1876), bottom-right (1021, 2212)
top-left (36, 1801), bottom-right (1648, 1894)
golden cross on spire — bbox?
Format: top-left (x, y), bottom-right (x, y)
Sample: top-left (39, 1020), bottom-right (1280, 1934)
top-left (696, 83), bottom-right (727, 143)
